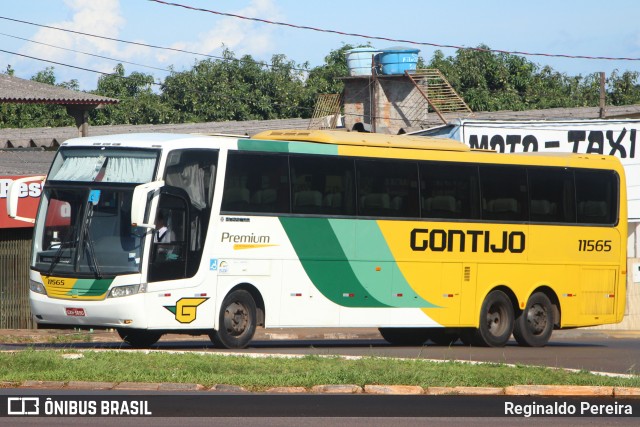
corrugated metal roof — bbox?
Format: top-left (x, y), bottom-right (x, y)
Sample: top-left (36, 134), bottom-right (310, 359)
top-left (0, 118), bottom-right (312, 174)
top-left (0, 149), bottom-right (56, 175)
top-left (0, 73), bottom-right (118, 105)
top-left (0, 117), bottom-right (312, 150)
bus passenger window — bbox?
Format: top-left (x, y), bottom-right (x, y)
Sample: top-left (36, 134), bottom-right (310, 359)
top-left (356, 159), bottom-right (419, 218)
top-left (222, 152), bottom-right (290, 214)
top-left (420, 162), bottom-right (479, 220)
top-left (480, 166), bottom-right (527, 222)
top-left (528, 167), bottom-right (575, 223)
top-left (575, 170), bottom-right (618, 225)
top-left (290, 156), bottom-right (355, 216)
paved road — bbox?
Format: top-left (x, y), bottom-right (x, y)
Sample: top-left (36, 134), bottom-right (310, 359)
top-left (2, 328), bottom-right (639, 375)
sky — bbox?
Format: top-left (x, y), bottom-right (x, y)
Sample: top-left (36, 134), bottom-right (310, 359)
top-left (1, 0), bottom-right (640, 90)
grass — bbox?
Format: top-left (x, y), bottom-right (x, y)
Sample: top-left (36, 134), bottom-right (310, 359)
top-left (0, 332), bottom-right (94, 345)
top-left (0, 349), bottom-right (638, 391)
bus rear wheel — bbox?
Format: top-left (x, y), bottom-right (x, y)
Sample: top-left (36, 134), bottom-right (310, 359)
top-left (117, 328), bottom-right (162, 348)
top-left (210, 290), bottom-right (257, 349)
top-left (513, 292), bottom-right (554, 347)
top-left (378, 328), bottom-right (430, 346)
top-left (470, 290), bottom-right (514, 347)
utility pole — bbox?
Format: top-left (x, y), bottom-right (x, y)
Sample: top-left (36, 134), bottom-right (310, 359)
top-left (371, 56), bottom-right (377, 133)
top-left (599, 72), bottom-right (606, 119)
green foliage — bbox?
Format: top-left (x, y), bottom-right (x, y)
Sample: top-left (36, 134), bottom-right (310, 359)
top-left (608, 70), bottom-right (640, 106)
top-left (91, 64), bottom-right (176, 125)
top-left (425, 46), bottom-right (640, 112)
top-left (2, 44), bottom-right (640, 129)
top-left (161, 49), bottom-right (309, 122)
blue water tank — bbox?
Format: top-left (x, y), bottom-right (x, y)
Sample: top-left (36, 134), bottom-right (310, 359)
top-left (375, 47), bottom-right (420, 75)
top-left (346, 48), bottom-right (380, 76)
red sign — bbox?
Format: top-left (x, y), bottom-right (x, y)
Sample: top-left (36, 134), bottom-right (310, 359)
top-left (65, 308), bottom-right (86, 317)
top-left (0, 175), bottom-right (43, 229)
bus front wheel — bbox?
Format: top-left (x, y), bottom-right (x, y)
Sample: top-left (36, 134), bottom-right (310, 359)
top-left (117, 328), bottom-right (162, 348)
top-left (513, 292), bottom-right (554, 347)
top-left (470, 290), bottom-right (514, 347)
top-left (210, 290), bottom-right (257, 349)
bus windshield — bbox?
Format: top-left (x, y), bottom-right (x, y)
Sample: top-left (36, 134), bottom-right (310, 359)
top-left (32, 147), bottom-right (160, 277)
top-left (32, 187), bottom-right (145, 277)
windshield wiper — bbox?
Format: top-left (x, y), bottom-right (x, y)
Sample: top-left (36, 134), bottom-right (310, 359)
top-left (83, 202), bottom-right (102, 279)
top-left (46, 228), bottom-right (77, 276)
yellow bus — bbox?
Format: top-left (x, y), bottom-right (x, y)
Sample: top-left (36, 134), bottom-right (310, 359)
top-left (9, 130), bottom-right (627, 348)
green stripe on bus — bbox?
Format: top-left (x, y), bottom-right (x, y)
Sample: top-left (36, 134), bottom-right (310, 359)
top-left (238, 139), bottom-right (338, 155)
top-left (279, 217), bottom-right (389, 308)
top-left (328, 219), bottom-right (437, 308)
top-left (69, 278), bottom-right (113, 297)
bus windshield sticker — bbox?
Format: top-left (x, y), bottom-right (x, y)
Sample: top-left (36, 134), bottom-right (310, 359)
top-left (88, 190), bottom-right (101, 205)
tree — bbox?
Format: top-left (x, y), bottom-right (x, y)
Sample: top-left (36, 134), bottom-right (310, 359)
top-left (608, 70), bottom-right (640, 106)
top-left (91, 64), bottom-right (175, 125)
top-left (424, 45), bottom-right (640, 112)
top-left (162, 49), bottom-right (308, 122)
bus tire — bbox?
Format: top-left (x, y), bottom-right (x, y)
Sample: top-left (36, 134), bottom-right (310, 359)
top-left (473, 290), bottom-right (514, 347)
top-left (378, 328), bottom-right (430, 346)
top-left (117, 328), bottom-right (162, 348)
top-left (210, 290), bottom-right (257, 349)
top-left (513, 292), bottom-right (554, 347)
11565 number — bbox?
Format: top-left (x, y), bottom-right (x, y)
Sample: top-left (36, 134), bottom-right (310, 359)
top-left (578, 239), bottom-right (612, 252)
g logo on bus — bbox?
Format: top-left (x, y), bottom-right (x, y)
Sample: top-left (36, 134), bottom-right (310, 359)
top-left (164, 297), bottom-right (208, 324)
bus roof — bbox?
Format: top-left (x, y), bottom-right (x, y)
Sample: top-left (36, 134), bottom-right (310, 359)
top-left (251, 129), bottom-right (470, 152)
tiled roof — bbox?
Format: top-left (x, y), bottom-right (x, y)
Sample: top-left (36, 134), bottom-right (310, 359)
top-left (0, 73), bottom-right (118, 105)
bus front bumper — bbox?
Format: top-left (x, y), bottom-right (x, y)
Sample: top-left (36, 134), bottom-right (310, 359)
top-left (30, 291), bottom-right (149, 329)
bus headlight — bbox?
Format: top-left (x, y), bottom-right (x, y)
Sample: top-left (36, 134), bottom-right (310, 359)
top-left (29, 280), bottom-right (47, 295)
top-left (108, 284), bottom-right (146, 298)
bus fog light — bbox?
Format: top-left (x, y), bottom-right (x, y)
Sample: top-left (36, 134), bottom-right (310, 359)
top-left (29, 280), bottom-right (47, 295)
top-left (108, 284), bottom-right (143, 298)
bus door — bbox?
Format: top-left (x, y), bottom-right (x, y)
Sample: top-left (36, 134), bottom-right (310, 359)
top-left (145, 149), bottom-right (219, 329)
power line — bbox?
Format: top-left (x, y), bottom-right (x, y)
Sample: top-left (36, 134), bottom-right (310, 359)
top-left (148, 0), bottom-right (640, 62)
top-left (0, 15), bottom-right (310, 72)
top-left (0, 32), bottom-right (172, 73)
top-left (0, 48), bottom-right (163, 86)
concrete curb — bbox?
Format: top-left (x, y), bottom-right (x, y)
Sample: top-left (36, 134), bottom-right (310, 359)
top-left (4, 381), bottom-right (640, 396)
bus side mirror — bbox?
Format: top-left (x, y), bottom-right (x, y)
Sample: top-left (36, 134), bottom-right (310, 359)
top-left (131, 180), bottom-right (164, 228)
top-left (6, 175), bottom-right (46, 223)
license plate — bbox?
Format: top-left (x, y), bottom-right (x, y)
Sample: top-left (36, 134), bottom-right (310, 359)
top-left (65, 307), bottom-right (86, 316)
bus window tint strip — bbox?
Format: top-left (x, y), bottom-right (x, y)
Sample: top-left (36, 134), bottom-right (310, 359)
top-left (220, 152), bottom-right (618, 226)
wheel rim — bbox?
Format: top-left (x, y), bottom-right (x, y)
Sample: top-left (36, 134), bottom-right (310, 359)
top-left (526, 303), bottom-right (548, 335)
top-left (223, 301), bottom-right (249, 336)
top-left (486, 302), bottom-right (509, 337)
